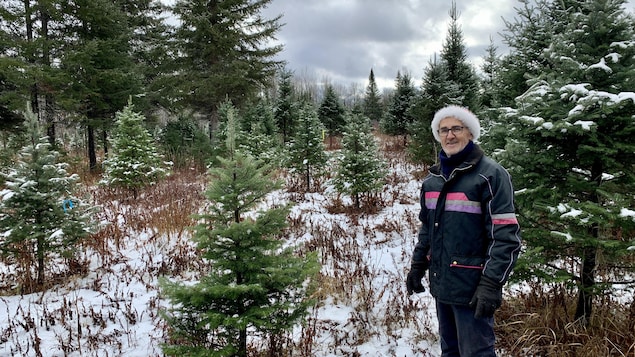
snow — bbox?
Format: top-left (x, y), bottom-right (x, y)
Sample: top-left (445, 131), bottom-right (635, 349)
top-left (2, 142), bottom-right (630, 355)
top-left (573, 120), bottom-right (595, 130)
top-left (587, 57), bottom-right (612, 73)
top-left (621, 208), bottom-right (635, 220)
top-left (0, 155), bottom-right (455, 357)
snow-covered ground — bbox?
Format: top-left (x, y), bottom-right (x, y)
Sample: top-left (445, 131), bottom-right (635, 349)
top-left (0, 152), bottom-right (456, 356)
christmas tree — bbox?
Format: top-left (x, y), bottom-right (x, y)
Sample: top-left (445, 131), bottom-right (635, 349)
top-left (0, 105), bottom-right (95, 292)
top-left (161, 109), bottom-right (319, 356)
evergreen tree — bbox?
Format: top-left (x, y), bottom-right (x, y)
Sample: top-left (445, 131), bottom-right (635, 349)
top-left (287, 103), bottom-right (328, 192)
top-left (101, 100), bottom-right (169, 198)
top-left (380, 71), bottom-right (417, 145)
top-left (333, 113), bottom-right (387, 210)
top-left (478, 39), bottom-right (509, 155)
top-left (480, 37), bottom-right (503, 109)
top-left (274, 69), bottom-right (297, 143)
top-left (59, 0), bottom-right (146, 171)
top-left (317, 84), bottom-right (346, 148)
top-left (159, 113), bottom-right (213, 169)
top-left (0, 105), bottom-right (94, 292)
top-left (0, 0), bottom-right (67, 145)
top-left (160, 112), bottom-right (319, 357)
top-left (408, 55), bottom-right (460, 164)
top-left (169, 0), bottom-right (283, 133)
top-left (362, 69), bottom-right (383, 124)
top-left (440, 1), bottom-right (480, 110)
top-left (497, 0), bottom-right (561, 107)
top-left (501, 0), bottom-right (635, 324)
top-left (239, 99), bottom-right (282, 166)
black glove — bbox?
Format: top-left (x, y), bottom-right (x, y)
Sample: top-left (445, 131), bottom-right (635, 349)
top-left (469, 276), bottom-right (503, 319)
top-left (406, 260), bottom-right (428, 295)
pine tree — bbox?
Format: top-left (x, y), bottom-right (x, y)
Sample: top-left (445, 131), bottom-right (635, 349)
top-left (160, 112), bottom-right (319, 357)
top-left (440, 1), bottom-right (480, 110)
top-left (501, 0), bottom-right (635, 324)
top-left (286, 103), bottom-right (328, 192)
top-left (363, 69), bottom-right (383, 124)
top-left (333, 113), bottom-right (387, 210)
top-left (101, 100), bottom-right (168, 198)
top-left (380, 71), bottom-right (417, 145)
top-left (0, 105), bottom-right (95, 292)
top-left (317, 84), bottom-right (346, 148)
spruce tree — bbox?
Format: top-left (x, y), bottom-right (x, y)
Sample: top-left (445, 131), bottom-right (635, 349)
top-left (60, 0), bottom-right (145, 171)
top-left (439, 1), bottom-right (480, 110)
top-left (408, 55), bottom-right (460, 164)
top-left (333, 113), bottom-right (387, 210)
top-left (498, 0), bottom-right (562, 107)
top-left (239, 100), bottom-right (281, 166)
top-left (159, 114), bottom-right (214, 169)
top-left (380, 71), bottom-right (417, 145)
top-left (169, 0), bottom-right (283, 131)
top-left (101, 100), bottom-right (168, 198)
top-left (363, 69), bottom-right (383, 124)
top-left (0, 105), bottom-right (94, 292)
top-left (274, 69), bottom-right (297, 143)
top-left (160, 110), bottom-right (319, 357)
top-left (317, 84), bottom-right (346, 148)
top-left (286, 103), bottom-right (328, 192)
top-left (502, 0), bottom-right (635, 324)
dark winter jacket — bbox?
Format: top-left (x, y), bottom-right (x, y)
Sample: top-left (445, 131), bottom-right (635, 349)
top-left (412, 144), bottom-right (521, 306)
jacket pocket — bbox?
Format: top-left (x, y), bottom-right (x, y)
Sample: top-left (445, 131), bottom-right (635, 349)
top-left (446, 256), bottom-right (485, 304)
top-left (449, 256), bottom-right (485, 270)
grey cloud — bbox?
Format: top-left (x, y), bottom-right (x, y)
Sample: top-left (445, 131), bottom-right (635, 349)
top-left (262, 0), bottom-right (528, 88)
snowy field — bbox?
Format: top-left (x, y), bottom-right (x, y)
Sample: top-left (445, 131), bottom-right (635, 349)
top-left (0, 150), bottom-right (506, 356)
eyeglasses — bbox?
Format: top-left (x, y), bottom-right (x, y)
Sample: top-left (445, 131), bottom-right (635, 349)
top-left (438, 126), bottom-right (465, 136)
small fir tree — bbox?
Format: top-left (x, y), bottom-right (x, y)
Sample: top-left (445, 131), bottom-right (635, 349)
top-left (440, 1), bottom-right (480, 110)
top-left (160, 111), bottom-right (319, 357)
top-left (101, 100), bottom-right (169, 198)
top-left (333, 113), bottom-right (387, 210)
top-left (380, 71), bottom-right (417, 146)
top-left (274, 69), bottom-right (297, 143)
top-left (159, 114), bottom-right (214, 169)
top-left (239, 99), bottom-right (282, 165)
top-left (317, 84), bottom-right (346, 148)
top-left (363, 69), bottom-right (384, 124)
top-left (0, 105), bottom-right (95, 292)
top-left (286, 103), bottom-right (328, 192)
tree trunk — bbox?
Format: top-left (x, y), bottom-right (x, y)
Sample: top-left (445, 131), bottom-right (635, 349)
top-left (88, 125), bottom-right (97, 171)
top-left (36, 235), bottom-right (45, 288)
top-left (574, 159), bottom-right (602, 324)
top-left (238, 328), bottom-right (247, 357)
top-left (574, 240), bottom-right (597, 324)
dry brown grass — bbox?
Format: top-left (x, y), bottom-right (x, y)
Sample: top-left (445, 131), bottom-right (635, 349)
top-left (496, 282), bottom-right (635, 356)
top-left (3, 136), bottom-right (634, 356)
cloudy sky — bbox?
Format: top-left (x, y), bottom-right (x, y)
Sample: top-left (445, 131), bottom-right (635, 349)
top-left (260, 0), bottom-right (635, 90)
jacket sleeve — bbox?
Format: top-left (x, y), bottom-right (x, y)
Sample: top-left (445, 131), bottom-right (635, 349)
top-left (412, 184), bottom-right (431, 264)
top-left (482, 165), bottom-right (522, 285)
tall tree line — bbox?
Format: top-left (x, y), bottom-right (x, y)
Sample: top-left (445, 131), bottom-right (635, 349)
top-left (0, 0), bottom-right (283, 170)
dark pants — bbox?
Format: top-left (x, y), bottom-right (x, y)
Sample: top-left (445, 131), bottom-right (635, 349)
top-left (436, 300), bottom-right (496, 357)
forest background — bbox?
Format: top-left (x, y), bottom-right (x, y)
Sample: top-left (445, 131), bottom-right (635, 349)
top-left (0, 0), bottom-right (634, 356)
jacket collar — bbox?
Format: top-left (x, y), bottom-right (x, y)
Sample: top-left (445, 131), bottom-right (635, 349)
top-left (430, 144), bottom-right (484, 178)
